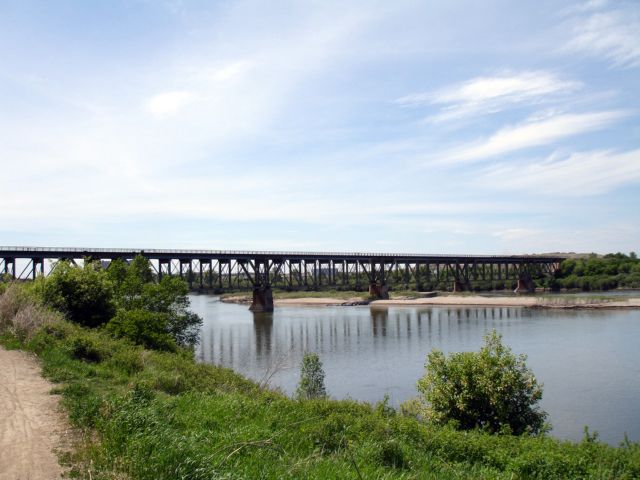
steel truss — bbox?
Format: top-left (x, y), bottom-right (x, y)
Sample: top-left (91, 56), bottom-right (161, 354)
top-left (0, 247), bottom-right (564, 292)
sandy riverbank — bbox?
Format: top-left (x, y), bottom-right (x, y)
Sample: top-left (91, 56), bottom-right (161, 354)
top-left (221, 294), bottom-right (640, 309)
top-left (369, 296), bottom-right (640, 309)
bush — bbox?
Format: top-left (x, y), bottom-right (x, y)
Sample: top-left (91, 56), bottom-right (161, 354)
top-left (106, 309), bottom-right (177, 352)
top-left (35, 256), bottom-right (202, 349)
top-left (42, 261), bottom-right (115, 328)
top-left (67, 334), bottom-right (109, 363)
top-left (0, 284), bottom-right (60, 341)
top-left (108, 258), bottom-right (202, 348)
top-left (417, 330), bottom-right (547, 435)
top-left (296, 352), bottom-right (327, 400)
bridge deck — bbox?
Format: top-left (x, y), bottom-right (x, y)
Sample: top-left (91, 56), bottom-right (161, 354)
top-left (1, 247), bottom-right (565, 304)
top-left (0, 246), bottom-right (565, 263)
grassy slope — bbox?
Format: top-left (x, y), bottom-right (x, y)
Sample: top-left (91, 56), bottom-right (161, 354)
top-left (1, 290), bottom-right (639, 479)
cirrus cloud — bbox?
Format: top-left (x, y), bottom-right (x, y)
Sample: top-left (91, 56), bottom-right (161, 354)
top-left (397, 71), bottom-right (581, 123)
top-left (432, 110), bottom-right (627, 164)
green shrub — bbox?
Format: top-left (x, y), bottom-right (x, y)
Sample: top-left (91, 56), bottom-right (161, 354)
top-left (377, 439), bottom-right (408, 468)
top-left (35, 255), bottom-right (202, 349)
top-left (295, 352), bottom-right (327, 400)
top-left (106, 309), bottom-right (177, 352)
top-left (417, 330), bottom-right (548, 435)
top-left (66, 334), bottom-right (109, 363)
top-left (42, 261), bottom-right (115, 327)
top-left (108, 257), bottom-right (202, 348)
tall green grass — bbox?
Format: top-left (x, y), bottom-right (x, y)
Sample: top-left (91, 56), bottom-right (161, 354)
top-left (1, 285), bottom-right (639, 479)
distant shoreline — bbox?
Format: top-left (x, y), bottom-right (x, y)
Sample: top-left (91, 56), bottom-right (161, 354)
top-left (219, 293), bottom-right (640, 309)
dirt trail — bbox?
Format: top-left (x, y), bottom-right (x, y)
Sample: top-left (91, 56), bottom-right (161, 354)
top-left (0, 347), bottom-right (65, 480)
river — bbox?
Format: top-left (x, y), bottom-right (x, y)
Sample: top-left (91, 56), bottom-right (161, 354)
top-left (190, 294), bottom-right (640, 445)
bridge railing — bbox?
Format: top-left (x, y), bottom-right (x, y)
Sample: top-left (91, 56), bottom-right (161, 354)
top-left (0, 246), bottom-right (566, 261)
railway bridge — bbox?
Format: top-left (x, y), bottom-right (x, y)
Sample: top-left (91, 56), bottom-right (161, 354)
top-left (0, 247), bottom-right (565, 312)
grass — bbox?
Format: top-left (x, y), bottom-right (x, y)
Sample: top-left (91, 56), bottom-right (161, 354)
top-left (1, 286), bottom-right (640, 479)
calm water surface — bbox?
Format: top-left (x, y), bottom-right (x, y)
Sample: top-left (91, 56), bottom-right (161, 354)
top-left (190, 295), bottom-right (640, 444)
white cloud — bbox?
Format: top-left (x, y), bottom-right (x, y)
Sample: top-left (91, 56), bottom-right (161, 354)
top-left (397, 71), bottom-right (581, 122)
top-left (146, 91), bottom-right (194, 116)
top-left (482, 148), bottom-right (640, 195)
top-left (205, 61), bottom-right (254, 82)
top-left (433, 110), bottom-right (626, 164)
top-left (564, 6), bottom-right (640, 67)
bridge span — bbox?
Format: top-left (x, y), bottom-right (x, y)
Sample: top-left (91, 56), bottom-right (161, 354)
top-left (0, 247), bottom-right (565, 312)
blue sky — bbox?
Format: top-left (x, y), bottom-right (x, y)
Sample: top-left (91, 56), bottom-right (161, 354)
top-left (1, 0), bottom-right (639, 254)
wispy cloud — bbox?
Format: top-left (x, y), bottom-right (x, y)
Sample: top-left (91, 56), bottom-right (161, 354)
top-left (432, 110), bottom-right (626, 164)
top-left (564, 4), bottom-right (640, 67)
top-left (482, 148), bottom-right (640, 195)
top-left (397, 71), bottom-right (580, 122)
top-left (1, 0), bottom-right (638, 254)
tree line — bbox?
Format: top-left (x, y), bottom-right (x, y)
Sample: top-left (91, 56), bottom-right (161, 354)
top-left (550, 252), bottom-right (640, 291)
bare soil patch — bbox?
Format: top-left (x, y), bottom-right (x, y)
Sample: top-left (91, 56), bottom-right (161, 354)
top-left (0, 347), bottom-right (65, 480)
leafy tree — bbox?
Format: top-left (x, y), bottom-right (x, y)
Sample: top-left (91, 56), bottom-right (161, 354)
top-left (107, 256), bottom-right (202, 348)
top-left (106, 309), bottom-right (177, 351)
top-left (416, 330), bottom-right (547, 435)
top-left (123, 275), bottom-right (201, 347)
top-left (106, 256), bottom-right (153, 303)
top-left (41, 255), bottom-right (202, 349)
top-left (42, 261), bottom-right (115, 328)
top-left (296, 352), bottom-right (327, 400)
top-left (553, 253), bottom-right (640, 291)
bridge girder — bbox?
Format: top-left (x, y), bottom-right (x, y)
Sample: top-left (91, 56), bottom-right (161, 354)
top-left (1, 247), bottom-right (564, 294)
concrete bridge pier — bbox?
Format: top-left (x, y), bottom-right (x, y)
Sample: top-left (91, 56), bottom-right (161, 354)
top-left (249, 284), bottom-right (274, 312)
top-left (368, 282), bottom-right (389, 300)
top-left (452, 280), bottom-right (466, 293)
top-left (514, 275), bottom-right (535, 294)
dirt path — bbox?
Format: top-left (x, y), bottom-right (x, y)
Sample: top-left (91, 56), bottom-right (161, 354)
top-left (0, 347), bottom-right (65, 480)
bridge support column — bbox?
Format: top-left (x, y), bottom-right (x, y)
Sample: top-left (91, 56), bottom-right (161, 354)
top-left (249, 285), bottom-right (274, 312)
top-left (514, 276), bottom-right (535, 294)
top-left (368, 282), bottom-right (389, 300)
top-left (453, 280), bottom-right (465, 293)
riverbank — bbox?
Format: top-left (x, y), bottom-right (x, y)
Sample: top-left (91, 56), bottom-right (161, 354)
top-left (1, 302), bottom-right (639, 478)
top-left (221, 292), bottom-right (640, 309)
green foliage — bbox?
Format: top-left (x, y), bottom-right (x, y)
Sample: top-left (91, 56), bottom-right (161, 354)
top-left (41, 261), bottom-right (115, 327)
top-left (106, 309), bottom-right (177, 352)
top-left (1, 285), bottom-right (640, 479)
top-left (4, 286), bottom-right (640, 478)
top-left (553, 253), bottom-right (640, 291)
top-left (66, 334), bottom-right (109, 363)
top-left (417, 330), bottom-right (548, 435)
top-left (108, 259), bottom-right (202, 348)
top-left (296, 352), bottom-right (327, 400)
top-left (32, 255), bottom-right (202, 350)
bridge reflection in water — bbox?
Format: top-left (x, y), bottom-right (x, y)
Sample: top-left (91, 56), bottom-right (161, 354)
top-left (192, 295), bottom-right (640, 445)
top-left (194, 295), bottom-right (526, 395)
